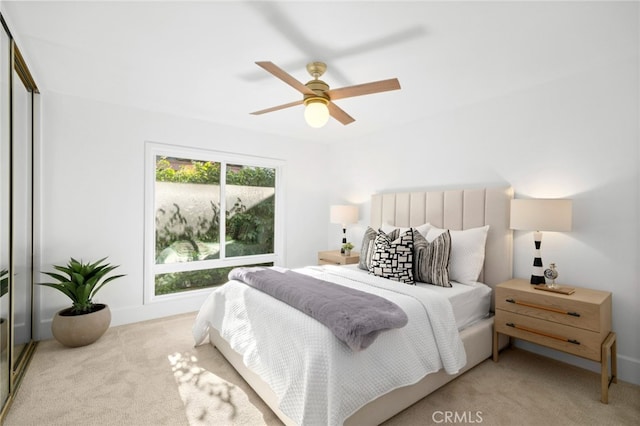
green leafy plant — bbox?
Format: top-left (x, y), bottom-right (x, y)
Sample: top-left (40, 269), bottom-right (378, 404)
top-left (342, 242), bottom-right (354, 251)
top-left (39, 257), bottom-right (125, 315)
top-left (155, 157), bottom-right (275, 187)
top-left (227, 196), bottom-right (275, 247)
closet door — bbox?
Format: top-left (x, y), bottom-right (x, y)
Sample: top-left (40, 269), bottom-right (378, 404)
top-left (0, 18), bottom-right (37, 421)
top-left (0, 20), bottom-right (10, 411)
top-left (11, 60), bottom-right (33, 371)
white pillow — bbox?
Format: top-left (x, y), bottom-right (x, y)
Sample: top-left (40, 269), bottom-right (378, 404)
top-left (426, 225), bottom-right (489, 285)
top-left (415, 223), bottom-right (431, 237)
top-left (381, 222), bottom-right (430, 238)
top-left (380, 223), bottom-right (409, 236)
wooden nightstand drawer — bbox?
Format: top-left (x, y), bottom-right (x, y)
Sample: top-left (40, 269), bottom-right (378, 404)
top-left (495, 310), bottom-right (604, 361)
top-left (495, 287), bottom-right (606, 332)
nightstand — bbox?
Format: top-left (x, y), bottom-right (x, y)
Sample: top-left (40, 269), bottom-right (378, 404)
top-left (317, 250), bottom-right (359, 266)
top-left (493, 278), bottom-right (616, 403)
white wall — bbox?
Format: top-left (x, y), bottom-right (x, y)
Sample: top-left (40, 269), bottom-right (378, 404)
top-left (35, 92), bottom-right (330, 339)
top-left (327, 42), bottom-right (639, 384)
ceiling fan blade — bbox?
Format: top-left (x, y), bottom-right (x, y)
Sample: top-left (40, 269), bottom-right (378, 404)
top-left (327, 78), bottom-right (401, 101)
top-left (328, 102), bottom-right (355, 125)
top-left (250, 99), bottom-right (304, 115)
top-left (255, 61), bottom-right (316, 96)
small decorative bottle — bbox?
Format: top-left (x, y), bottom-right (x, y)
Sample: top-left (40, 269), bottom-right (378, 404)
top-left (544, 263), bottom-right (559, 289)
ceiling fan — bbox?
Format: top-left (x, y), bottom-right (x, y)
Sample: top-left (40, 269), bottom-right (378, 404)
top-left (250, 61), bottom-right (401, 128)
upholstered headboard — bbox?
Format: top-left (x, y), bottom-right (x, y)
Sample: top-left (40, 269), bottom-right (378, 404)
top-left (370, 187), bottom-right (513, 289)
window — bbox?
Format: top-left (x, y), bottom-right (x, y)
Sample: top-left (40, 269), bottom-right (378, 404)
top-left (144, 143), bottom-right (284, 302)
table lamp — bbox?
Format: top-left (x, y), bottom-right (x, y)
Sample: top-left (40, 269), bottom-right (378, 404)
top-left (330, 205), bottom-right (359, 254)
top-left (510, 198), bottom-right (572, 284)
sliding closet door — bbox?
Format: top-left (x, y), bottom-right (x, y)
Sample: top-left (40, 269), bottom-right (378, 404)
top-left (0, 15), bottom-right (38, 424)
top-left (11, 64), bottom-right (33, 370)
top-left (0, 21), bottom-right (10, 410)
top-left (0, 17), bottom-right (38, 421)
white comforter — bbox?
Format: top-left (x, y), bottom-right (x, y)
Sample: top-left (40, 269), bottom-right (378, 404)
top-left (193, 265), bottom-right (467, 426)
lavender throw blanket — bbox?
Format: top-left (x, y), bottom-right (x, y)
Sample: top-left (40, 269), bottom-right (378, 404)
top-left (228, 267), bottom-right (408, 351)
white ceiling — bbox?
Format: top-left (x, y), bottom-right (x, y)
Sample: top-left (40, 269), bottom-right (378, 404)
top-left (1, 1), bottom-right (635, 143)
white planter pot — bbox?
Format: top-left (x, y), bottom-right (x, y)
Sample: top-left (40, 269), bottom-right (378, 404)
top-left (51, 304), bottom-right (111, 348)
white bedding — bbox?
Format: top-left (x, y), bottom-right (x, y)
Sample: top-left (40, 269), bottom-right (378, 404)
top-left (432, 281), bottom-right (492, 330)
top-left (193, 264), bottom-right (468, 426)
top-left (340, 264), bottom-right (492, 331)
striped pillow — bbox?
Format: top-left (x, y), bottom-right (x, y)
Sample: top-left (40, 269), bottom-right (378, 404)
top-left (358, 227), bottom-right (379, 270)
top-left (413, 228), bottom-right (451, 287)
top-left (369, 229), bottom-right (414, 285)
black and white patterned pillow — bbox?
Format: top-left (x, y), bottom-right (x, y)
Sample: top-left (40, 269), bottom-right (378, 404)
top-left (358, 227), bottom-right (401, 270)
top-left (413, 229), bottom-right (452, 287)
top-left (369, 228), bottom-right (414, 284)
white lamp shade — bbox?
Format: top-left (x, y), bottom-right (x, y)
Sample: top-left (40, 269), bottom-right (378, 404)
top-left (304, 101), bottom-right (330, 128)
top-left (330, 205), bottom-right (359, 226)
top-left (510, 199), bottom-right (572, 232)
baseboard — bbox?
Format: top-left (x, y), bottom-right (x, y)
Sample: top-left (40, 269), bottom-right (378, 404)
top-left (615, 353), bottom-right (640, 386)
top-left (514, 340), bottom-right (640, 386)
top-left (35, 299), bottom-right (202, 341)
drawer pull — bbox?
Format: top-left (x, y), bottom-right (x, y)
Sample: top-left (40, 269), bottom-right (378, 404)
top-left (505, 298), bottom-right (580, 317)
top-left (505, 322), bottom-right (580, 345)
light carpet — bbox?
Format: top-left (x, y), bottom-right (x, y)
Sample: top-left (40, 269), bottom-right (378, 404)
top-left (4, 312), bottom-right (639, 425)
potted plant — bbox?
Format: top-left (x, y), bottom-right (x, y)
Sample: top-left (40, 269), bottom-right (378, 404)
top-left (342, 242), bottom-right (354, 256)
top-left (39, 257), bottom-right (125, 347)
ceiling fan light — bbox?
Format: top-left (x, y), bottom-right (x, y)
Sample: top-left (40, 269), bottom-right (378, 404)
top-left (304, 99), bottom-right (329, 128)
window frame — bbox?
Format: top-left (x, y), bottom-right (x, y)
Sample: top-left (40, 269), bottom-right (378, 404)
top-left (144, 142), bottom-right (285, 304)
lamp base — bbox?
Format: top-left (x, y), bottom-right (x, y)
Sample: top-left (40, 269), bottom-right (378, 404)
top-left (530, 230), bottom-right (545, 285)
top-left (530, 274), bottom-right (546, 285)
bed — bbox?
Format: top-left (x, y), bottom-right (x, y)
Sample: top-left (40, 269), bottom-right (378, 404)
top-left (193, 186), bottom-right (513, 425)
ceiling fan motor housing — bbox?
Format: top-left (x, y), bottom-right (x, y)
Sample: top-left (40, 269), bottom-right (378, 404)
top-left (304, 79), bottom-right (330, 105)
